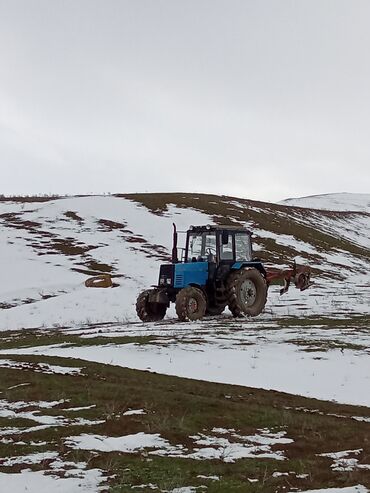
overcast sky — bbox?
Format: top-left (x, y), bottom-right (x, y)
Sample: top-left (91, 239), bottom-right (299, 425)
top-left (0, 0), bottom-right (369, 202)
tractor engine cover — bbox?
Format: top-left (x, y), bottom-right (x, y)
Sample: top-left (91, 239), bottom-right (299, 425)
top-left (158, 264), bottom-right (175, 287)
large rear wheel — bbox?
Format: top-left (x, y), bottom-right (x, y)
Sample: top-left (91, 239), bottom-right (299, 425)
top-left (175, 286), bottom-right (207, 322)
top-left (226, 268), bottom-right (267, 317)
top-left (136, 289), bottom-right (167, 322)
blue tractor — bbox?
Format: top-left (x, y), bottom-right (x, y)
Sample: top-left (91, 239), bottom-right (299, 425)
top-left (136, 224), bottom-right (269, 322)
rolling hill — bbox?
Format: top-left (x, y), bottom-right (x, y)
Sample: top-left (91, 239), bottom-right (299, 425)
top-left (0, 192), bottom-right (369, 330)
top-left (1, 192), bottom-right (370, 492)
top-left (280, 192), bottom-right (370, 213)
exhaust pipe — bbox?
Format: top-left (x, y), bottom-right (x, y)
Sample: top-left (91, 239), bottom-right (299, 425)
top-left (172, 223), bottom-right (178, 263)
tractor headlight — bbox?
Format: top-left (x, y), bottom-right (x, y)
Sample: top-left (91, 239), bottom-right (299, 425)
top-left (160, 277), bottom-right (172, 286)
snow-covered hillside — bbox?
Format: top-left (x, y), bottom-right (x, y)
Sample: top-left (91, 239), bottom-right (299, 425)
top-left (0, 196), bottom-right (213, 330)
top-left (1, 194), bottom-right (368, 490)
top-left (0, 193), bottom-right (369, 330)
top-left (280, 192), bottom-right (370, 213)
top-left (1, 193), bottom-right (370, 424)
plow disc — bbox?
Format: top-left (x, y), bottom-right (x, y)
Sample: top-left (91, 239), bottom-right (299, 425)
top-left (265, 262), bottom-right (311, 295)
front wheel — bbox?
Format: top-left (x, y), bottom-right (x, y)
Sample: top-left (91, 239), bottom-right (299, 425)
top-left (136, 289), bottom-right (167, 322)
top-left (175, 286), bottom-right (207, 322)
top-left (226, 268), bottom-right (267, 317)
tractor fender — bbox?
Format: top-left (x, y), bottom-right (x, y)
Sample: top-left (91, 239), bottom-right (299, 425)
top-left (188, 283), bottom-right (206, 294)
top-left (231, 261), bottom-right (266, 277)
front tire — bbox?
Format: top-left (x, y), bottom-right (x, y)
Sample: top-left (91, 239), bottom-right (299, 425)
top-left (226, 268), bottom-right (267, 317)
top-left (136, 289), bottom-right (167, 322)
top-left (175, 286), bottom-right (207, 322)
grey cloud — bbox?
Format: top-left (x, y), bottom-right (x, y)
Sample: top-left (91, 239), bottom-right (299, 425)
top-left (0, 0), bottom-right (369, 200)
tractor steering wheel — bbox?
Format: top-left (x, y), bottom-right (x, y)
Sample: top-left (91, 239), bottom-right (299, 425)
top-left (206, 247), bottom-right (217, 255)
top-left (206, 247), bottom-right (217, 262)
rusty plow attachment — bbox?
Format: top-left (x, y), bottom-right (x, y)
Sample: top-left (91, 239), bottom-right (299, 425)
top-left (265, 262), bottom-right (312, 295)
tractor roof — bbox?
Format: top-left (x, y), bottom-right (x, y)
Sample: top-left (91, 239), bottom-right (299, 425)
top-left (189, 224), bottom-right (252, 235)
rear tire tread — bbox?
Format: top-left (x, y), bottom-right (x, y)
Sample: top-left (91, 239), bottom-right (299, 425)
top-left (226, 268), bottom-right (267, 318)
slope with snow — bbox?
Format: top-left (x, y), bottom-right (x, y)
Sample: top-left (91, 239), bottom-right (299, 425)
top-left (0, 195), bottom-right (369, 492)
top-left (280, 192), bottom-right (370, 213)
top-left (0, 193), bottom-right (369, 330)
top-left (0, 192), bottom-right (368, 407)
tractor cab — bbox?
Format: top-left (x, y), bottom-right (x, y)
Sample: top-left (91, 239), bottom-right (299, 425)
top-left (185, 225), bottom-right (253, 264)
top-left (159, 225), bottom-right (258, 294)
top-left (167, 225), bottom-right (260, 310)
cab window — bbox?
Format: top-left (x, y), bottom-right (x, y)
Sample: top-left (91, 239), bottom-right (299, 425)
top-left (188, 232), bottom-right (216, 261)
top-left (235, 233), bottom-right (252, 261)
top-left (220, 234), bottom-right (233, 260)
